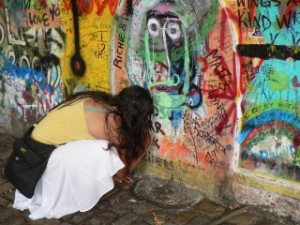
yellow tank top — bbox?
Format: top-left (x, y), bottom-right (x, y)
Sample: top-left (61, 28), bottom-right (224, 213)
top-left (31, 100), bottom-right (95, 145)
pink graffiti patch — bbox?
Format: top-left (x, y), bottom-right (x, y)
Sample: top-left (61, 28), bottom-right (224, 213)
top-left (154, 5), bottom-right (174, 13)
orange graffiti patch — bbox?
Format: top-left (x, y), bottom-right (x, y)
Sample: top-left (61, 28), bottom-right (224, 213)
top-left (159, 138), bottom-right (188, 160)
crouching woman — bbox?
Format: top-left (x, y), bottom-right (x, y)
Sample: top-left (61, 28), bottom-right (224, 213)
top-left (5, 85), bottom-right (154, 219)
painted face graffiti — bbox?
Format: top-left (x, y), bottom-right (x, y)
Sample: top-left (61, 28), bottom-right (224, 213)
top-left (146, 8), bottom-right (203, 130)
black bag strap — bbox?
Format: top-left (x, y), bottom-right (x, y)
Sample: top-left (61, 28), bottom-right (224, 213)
top-left (13, 126), bottom-right (56, 162)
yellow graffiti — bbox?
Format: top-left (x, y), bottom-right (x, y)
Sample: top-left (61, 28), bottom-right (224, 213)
top-left (59, 2), bottom-right (113, 94)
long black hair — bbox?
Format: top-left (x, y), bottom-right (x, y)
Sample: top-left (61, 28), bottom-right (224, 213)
top-left (56, 85), bottom-right (154, 161)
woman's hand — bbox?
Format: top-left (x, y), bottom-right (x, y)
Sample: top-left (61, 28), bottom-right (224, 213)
top-left (113, 174), bottom-right (134, 183)
top-left (113, 166), bottom-right (134, 183)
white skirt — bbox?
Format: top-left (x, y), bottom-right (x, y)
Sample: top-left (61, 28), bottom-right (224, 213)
top-left (12, 139), bottom-right (124, 220)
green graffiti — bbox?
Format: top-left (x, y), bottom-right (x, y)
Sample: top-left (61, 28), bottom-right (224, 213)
top-left (296, 146), bottom-right (300, 164)
top-left (153, 91), bottom-right (187, 120)
top-left (196, 0), bottom-right (219, 42)
top-left (266, 70), bottom-right (290, 91)
top-left (242, 100), bottom-right (297, 122)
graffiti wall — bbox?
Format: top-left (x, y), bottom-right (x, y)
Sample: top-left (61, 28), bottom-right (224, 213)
top-left (0, 0), bottom-right (299, 190)
top-left (0, 0), bottom-right (117, 132)
top-left (0, 0), bottom-right (64, 133)
top-left (232, 0), bottom-right (300, 181)
top-left (111, 0), bottom-right (300, 183)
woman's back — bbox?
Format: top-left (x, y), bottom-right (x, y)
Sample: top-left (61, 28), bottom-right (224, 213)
top-left (31, 100), bottom-right (95, 145)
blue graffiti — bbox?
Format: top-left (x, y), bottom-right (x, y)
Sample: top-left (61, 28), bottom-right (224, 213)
top-left (0, 52), bottom-right (52, 93)
top-left (238, 110), bottom-right (300, 143)
top-left (243, 145), bottom-right (295, 162)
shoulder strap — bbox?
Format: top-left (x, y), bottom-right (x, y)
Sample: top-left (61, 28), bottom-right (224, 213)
top-left (84, 107), bottom-right (109, 113)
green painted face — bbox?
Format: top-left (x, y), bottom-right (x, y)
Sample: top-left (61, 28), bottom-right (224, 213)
top-left (153, 91), bottom-right (187, 120)
top-left (143, 11), bottom-right (191, 121)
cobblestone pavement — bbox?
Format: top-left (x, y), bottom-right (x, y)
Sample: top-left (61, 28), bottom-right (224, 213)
top-left (0, 132), bottom-right (297, 225)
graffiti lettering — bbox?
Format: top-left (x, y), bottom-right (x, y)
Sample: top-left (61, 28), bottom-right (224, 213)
top-left (147, 154), bottom-right (174, 170)
top-left (113, 14), bottom-right (129, 69)
top-left (113, 33), bottom-right (125, 69)
top-left (236, 0), bottom-right (281, 8)
top-left (90, 30), bottom-right (108, 60)
top-left (26, 11), bottom-right (50, 27)
top-left (237, 6), bottom-right (300, 30)
top-left (207, 49), bottom-right (232, 86)
top-left (154, 121), bottom-right (166, 135)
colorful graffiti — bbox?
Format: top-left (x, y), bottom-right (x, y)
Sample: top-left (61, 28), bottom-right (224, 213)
top-left (226, 0), bottom-right (300, 181)
top-left (113, 0), bottom-right (235, 170)
top-left (115, 0), bottom-right (300, 180)
top-left (0, 0), bottom-right (299, 184)
top-left (125, 0), bottom-right (211, 129)
top-left (0, 0), bottom-right (64, 130)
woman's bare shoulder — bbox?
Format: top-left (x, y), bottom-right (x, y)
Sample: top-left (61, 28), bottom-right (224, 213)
top-left (83, 99), bottom-right (108, 139)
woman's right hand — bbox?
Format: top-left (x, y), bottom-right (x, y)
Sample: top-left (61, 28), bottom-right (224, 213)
top-left (113, 171), bottom-right (134, 183)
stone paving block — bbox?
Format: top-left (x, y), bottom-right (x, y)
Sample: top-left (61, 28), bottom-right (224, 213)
top-left (225, 212), bottom-right (258, 225)
top-left (111, 212), bottom-right (139, 225)
top-left (0, 160), bottom-right (7, 168)
top-left (0, 150), bottom-right (12, 160)
top-left (131, 202), bottom-right (151, 215)
top-left (141, 212), bottom-right (159, 224)
top-left (3, 216), bottom-right (27, 225)
top-left (95, 199), bottom-right (112, 210)
top-left (0, 196), bottom-right (10, 207)
top-left (4, 191), bottom-right (16, 201)
top-left (0, 182), bottom-right (14, 195)
top-left (254, 219), bottom-right (285, 225)
top-left (170, 210), bottom-right (198, 224)
top-left (195, 200), bottom-right (226, 217)
top-left (30, 218), bottom-right (61, 225)
top-left (187, 213), bottom-right (213, 225)
top-left (109, 199), bottom-right (134, 215)
top-left (108, 190), bottom-right (126, 204)
top-left (0, 176), bottom-right (5, 185)
top-left (153, 210), bottom-right (176, 221)
top-left (164, 221), bottom-right (178, 225)
top-left (60, 213), bottom-right (75, 221)
top-left (130, 221), bottom-right (151, 225)
top-left (85, 210), bottom-right (117, 225)
top-left (71, 210), bottom-right (95, 224)
top-left (0, 208), bottom-right (20, 224)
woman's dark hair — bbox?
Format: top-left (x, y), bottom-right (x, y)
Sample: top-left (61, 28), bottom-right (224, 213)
top-left (57, 85), bottom-right (154, 161)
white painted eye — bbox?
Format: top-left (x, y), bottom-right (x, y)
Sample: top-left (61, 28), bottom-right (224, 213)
top-left (147, 18), bottom-right (160, 37)
top-left (166, 22), bottom-right (181, 40)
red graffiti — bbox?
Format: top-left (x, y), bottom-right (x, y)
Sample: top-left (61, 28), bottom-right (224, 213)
top-left (63, 0), bottom-right (118, 16)
top-left (95, 0), bottom-right (118, 16)
top-left (292, 75), bottom-right (300, 87)
top-left (199, 8), bottom-right (239, 135)
top-left (38, 0), bottom-right (48, 9)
